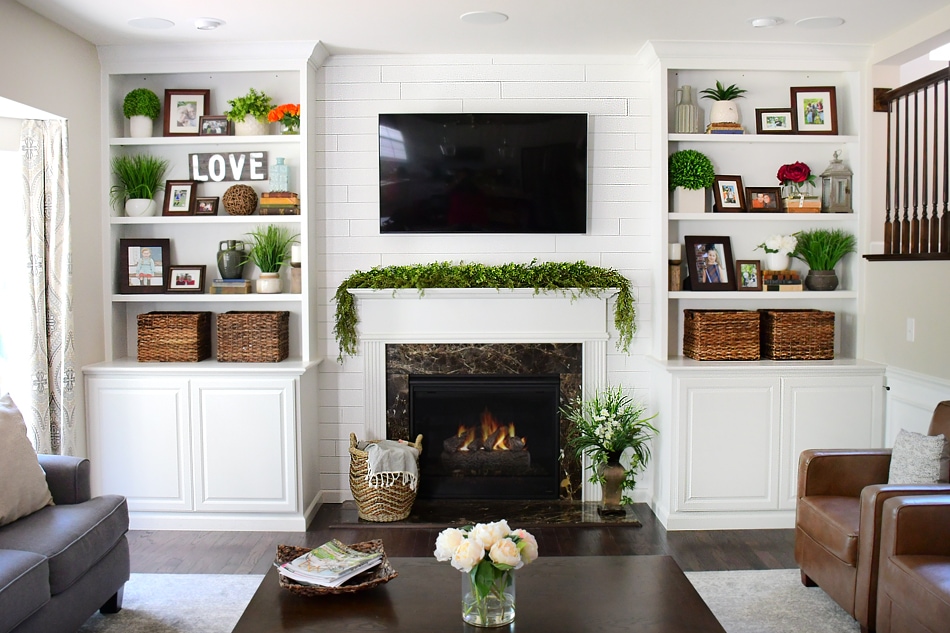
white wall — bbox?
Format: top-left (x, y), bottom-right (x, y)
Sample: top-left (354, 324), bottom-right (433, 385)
top-left (0, 0), bottom-right (102, 455)
top-left (313, 54), bottom-right (657, 500)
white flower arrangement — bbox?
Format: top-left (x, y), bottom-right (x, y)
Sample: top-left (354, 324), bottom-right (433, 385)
top-left (434, 520), bottom-right (538, 573)
top-left (755, 234), bottom-right (798, 255)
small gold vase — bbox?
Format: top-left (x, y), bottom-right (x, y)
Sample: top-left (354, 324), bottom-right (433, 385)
top-left (597, 454), bottom-right (626, 516)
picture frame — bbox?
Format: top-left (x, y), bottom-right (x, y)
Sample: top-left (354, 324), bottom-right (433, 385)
top-left (790, 86), bottom-right (838, 135)
top-left (163, 180), bottom-right (198, 216)
top-left (195, 196), bottom-right (219, 216)
top-left (712, 175), bottom-right (746, 212)
top-left (167, 265), bottom-right (206, 293)
top-left (745, 186), bottom-right (783, 213)
top-left (118, 238), bottom-right (170, 294)
top-left (163, 89), bottom-right (211, 136)
top-left (684, 235), bottom-right (736, 291)
top-left (755, 108), bottom-right (794, 135)
top-left (736, 260), bottom-right (762, 292)
top-left (199, 115), bottom-right (231, 136)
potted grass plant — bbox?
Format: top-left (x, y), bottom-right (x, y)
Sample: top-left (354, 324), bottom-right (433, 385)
top-left (123, 88), bottom-right (161, 138)
top-left (224, 88), bottom-right (274, 136)
top-left (243, 225), bottom-right (299, 293)
top-left (109, 154), bottom-right (169, 217)
top-left (669, 149), bottom-right (715, 213)
top-left (791, 228), bottom-right (856, 291)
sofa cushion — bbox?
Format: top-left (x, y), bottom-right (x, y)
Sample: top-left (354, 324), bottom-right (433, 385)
top-left (0, 394), bottom-right (53, 526)
top-left (797, 495), bottom-right (861, 565)
top-left (0, 549), bottom-right (49, 633)
top-left (883, 555), bottom-right (950, 632)
top-left (0, 495), bottom-right (128, 595)
top-left (888, 429), bottom-right (949, 484)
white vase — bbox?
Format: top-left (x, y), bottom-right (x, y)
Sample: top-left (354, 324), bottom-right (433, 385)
top-left (128, 115), bottom-right (153, 138)
top-left (765, 253), bottom-right (790, 271)
top-left (234, 115), bottom-right (270, 136)
top-left (672, 187), bottom-right (706, 213)
top-left (256, 272), bottom-right (282, 294)
top-left (709, 100), bottom-right (739, 124)
top-left (124, 199), bottom-right (157, 217)
top-left (674, 85), bottom-right (701, 134)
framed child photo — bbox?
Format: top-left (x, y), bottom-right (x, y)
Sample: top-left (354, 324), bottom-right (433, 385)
top-left (790, 86), bottom-right (838, 135)
top-left (167, 265), bottom-right (206, 293)
top-left (736, 260), bottom-right (762, 291)
top-left (195, 196), bottom-right (219, 216)
top-left (119, 238), bottom-right (170, 294)
top-left (684, 235), bottom-right (736, 291)
top-left (163, 180), bottom-right (198, 216)
top-left (755, 108), bottom-right (794, 135)
top-left (164, 89), bottom-right (211, 137)
top-left (712, 175), bottom-right (746, 212)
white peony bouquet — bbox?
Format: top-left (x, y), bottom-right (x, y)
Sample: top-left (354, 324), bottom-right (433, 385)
top-left (755, 234), bottom-right (798, 255)
top-left (434, 519), bottom-right (538, 573)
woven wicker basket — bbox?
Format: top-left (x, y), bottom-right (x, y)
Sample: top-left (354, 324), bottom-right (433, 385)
top-left (137, 311), bottom-right (212, 362)
top-left (216, 311), bottom-right (289, 362)
top-left (760, 309), bottom-right (835, 360)
top-left (683, 309), bottom-right (760, 361)
top-left (349, 433), bottom-right (423, 522)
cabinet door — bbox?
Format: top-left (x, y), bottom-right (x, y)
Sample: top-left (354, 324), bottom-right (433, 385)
top-left (191, 377), bottom-right (297, 512)
top-left (676, 376), bottom-right (781, 512)
top-left (85, 376), bottom-right (193, 511)
top-left (779, 375), bottom-right (885, 509)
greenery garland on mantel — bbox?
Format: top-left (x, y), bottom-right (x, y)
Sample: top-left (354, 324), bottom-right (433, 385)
top-left (333, 260), bottom-right (635, 361)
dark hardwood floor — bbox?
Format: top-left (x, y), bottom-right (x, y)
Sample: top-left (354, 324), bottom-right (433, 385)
top-left (127, 503), bottom-right (797, 575)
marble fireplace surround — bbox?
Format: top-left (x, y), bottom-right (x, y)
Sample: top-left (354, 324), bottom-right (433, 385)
top-left (350, 288), bottom-right (613, 502)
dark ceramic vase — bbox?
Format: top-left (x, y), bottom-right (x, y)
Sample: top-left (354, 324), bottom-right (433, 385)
top-left (805, 269), bottom-right (838, 291)
top-left (217, 240), bottom-right (246, 280)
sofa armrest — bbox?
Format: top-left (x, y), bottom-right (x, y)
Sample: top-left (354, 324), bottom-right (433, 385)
top-left (880, 494), bottom-right (950, 558)
top-left (797, 449), bottom-right (892, 499)
top-left (37, 454), bottom-right (91, 505)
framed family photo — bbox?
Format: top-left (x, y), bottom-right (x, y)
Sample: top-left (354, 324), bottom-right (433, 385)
top-left (790, 86), bottom-right (838, 135)
top-left (736, 260), bottom-right (762, 291)
top-left (755, 108), bottom-right (794, 135)
top-left (118, 238), bottom-right (170, 294)
top-left (195, 196), bottom-right (219, 216)
top-left (746, 186), bottom-right (783, 212)
top-left (713, 175), bottom-right (746, 212)
top-left (163, 89), bottom-right (211, 136)
top-left (199, 115), bottom-right (231, 136)
top-left (167, 265), bottom-right (206, 293)
top-left (163, 180), bottom-right (198, 216)
top-left (684, 235), bottom-right (736, 291)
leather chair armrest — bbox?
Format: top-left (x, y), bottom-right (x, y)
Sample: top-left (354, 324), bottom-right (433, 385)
top-left (37, 454), bottom-right (91, 505)
top-left (797, 449), bottom-right (892, 499)
top-left (880, 494), bottom-right (950, 558)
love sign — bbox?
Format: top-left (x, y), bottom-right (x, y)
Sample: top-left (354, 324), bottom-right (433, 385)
top-left (189, 151), bottom-right (269, 182)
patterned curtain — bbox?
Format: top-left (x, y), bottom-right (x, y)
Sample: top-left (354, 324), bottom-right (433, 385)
top-left (20, 120), bottom-right (75, 455)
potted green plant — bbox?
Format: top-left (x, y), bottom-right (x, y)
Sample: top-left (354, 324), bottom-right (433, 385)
top-left (699, 80), bottom-right (747, 124)
top-left (668, 149), bottom-right (715, 213)
top-left (109, 154), bottom-right (169, 217)
top-left (791, 228), bottom-right (856, 291)
top-left (242, 225), bottom-right (299, 293)
top-left (224, 88), bottom-right (274, 136)
top-left (561, 385), bottom-right (657, 516)
top-left (123, 88), bottom-right (161, 138)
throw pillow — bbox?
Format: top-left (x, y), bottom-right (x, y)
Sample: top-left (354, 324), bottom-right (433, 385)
top-left (0, 393), bottom-right (53, 526)
top-left (888, 428), bottom-right (950, 484)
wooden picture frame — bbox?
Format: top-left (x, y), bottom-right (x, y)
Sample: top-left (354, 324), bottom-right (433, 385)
top-left (163, 180), bottom-right (198, 216)
top-left (199, 115), bottom-right (231, 136)
top-left (790, 86), bottom-right (838, 135)
top-left (118, 238), bottom-right (170, 294)
top-left (713, 175), bottom-right (746, 212)
top-left (755, 108), bottom-right (794, 135)
top-left (736, 260), bottom-right (762, 291)
top-left (167, 265), bottom-right (206, 293)
top-left (163, 89), bottom-right (211, 136)
top-left (745, 186), bottom-right (783, 212)
top-left (195, 196), bottom-right (219, 216)
top-left (684, 236), bottom-right (736, 291)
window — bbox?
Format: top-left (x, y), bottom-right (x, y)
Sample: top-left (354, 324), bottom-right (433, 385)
top-left (0, 149), bottom-right (30, 406)
top-left (379, 125), bottom-right (407, 161)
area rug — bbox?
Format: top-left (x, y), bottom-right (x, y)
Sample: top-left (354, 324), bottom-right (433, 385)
top-left (75, 569), bottom-right (860, 633)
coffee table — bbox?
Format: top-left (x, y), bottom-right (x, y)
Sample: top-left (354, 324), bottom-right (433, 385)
top-left (232, 555), bottom-right (725, 632)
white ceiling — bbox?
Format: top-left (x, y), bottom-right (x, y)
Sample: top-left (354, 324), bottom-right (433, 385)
top-left (13, 0), bottom-right (950, 56)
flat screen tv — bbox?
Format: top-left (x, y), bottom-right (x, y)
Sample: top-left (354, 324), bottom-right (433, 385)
top-left (379, 113), bottom-right (588, 233)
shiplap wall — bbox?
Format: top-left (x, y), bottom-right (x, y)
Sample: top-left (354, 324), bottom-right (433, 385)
top-left (311, 54), bottom-right (658, 501)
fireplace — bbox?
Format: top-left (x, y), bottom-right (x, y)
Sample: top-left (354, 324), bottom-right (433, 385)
top-left (409, 374), bottom-right (561, 500)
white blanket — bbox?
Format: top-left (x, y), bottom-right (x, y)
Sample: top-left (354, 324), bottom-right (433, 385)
top-left (363, 440), bottom-right (419, 490)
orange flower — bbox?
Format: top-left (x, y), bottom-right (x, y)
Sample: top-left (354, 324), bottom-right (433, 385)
top-left (267, 103), bottom-right (300, 126)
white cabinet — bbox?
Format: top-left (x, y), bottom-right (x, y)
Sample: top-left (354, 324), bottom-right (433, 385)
top-left (653, 361), bottom-right (885, 530)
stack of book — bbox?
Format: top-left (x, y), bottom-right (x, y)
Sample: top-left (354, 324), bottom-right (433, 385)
top-left (276, 539), bottom-right (382, 587)
top-left (209, 279), bottom-right (251, 294)
top-left (259, 191), bottom-right (300, 215)
top-left (705, 122), bottom-right (744, 134)
top-left (762, 269), bottom-right (803, 292)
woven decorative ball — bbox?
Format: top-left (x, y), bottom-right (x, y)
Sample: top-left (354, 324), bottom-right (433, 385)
top-left (222, 184), bottom-right (258, 216)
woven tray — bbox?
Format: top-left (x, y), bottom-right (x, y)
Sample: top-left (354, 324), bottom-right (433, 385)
top-left (137, 311), bottom-right (212, 362)
top-left (759, 309), bottom-right (835, 360)
top-left (276, 540), bottom-right (397, 596)
top-left (216, 311), bottom-right (289, 362)
top-left (349, 433), bottom-right (423, 522)
top-left (683, 309), bottom-right (760, 361)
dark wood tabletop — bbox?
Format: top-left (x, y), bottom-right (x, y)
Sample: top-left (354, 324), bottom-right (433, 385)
top-left (232, 555), bottom-right (726, 633)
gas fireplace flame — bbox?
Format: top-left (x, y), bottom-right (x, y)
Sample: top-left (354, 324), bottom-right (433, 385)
top-left (450, 408), bottom-right (526, 452)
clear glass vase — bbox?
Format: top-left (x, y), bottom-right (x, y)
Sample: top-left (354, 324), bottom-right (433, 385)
top-left (461, 567), bottom-right (516, 627)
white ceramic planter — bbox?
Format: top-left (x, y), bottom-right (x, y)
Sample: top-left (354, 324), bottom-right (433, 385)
top-left (765, 253), bottom-right (790, 271)
top-left (256, 272), bottom-right (282, 294)
top-left (124, 199), bottom-right (157, 217)
top-left (709, 100), bottom-right (739, 124)
top-left (672, 187), bottom-right (706, 213)
top-left (128, 115), bottom-right (153, 138)
top-left (234, 115), bottom-right (270, 136)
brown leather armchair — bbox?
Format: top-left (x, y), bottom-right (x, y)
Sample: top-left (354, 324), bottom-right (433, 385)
top-left (875, 494), bottom-right (950, 633)
top-left (795, 401), bottom-right (950, 633)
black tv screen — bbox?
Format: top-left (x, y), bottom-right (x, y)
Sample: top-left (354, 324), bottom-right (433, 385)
top-left (379, 113), bottom-right (588, 233)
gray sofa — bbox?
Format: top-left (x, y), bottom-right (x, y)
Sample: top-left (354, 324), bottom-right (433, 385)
top-left (0, 455), bottom-right (129, 633)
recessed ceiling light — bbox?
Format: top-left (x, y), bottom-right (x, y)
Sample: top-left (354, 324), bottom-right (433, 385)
top-left (460, 11), bottom-right (509, 25)
top-left (795, 16), bottom-right (845, 29)
top-left (194, 17), bottom-right (226, 31)
top-left (749, 17), bottom-right (784, 28)
top-left (128, 17), bottom-right (174, 30)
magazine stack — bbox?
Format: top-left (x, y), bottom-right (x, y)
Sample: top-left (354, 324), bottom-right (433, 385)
top-left (275, 539), bottom-right (382, 587)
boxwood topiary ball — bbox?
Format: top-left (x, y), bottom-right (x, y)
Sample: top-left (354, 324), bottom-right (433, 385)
top-left (222, 184), bottom-right (258, 216)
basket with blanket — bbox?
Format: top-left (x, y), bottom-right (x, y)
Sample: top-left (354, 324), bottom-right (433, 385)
top-left (348, 433), bottom-right (423, 522)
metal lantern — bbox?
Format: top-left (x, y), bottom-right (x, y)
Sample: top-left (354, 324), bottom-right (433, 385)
top-left (820, 151), bottom-right (853, 213)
